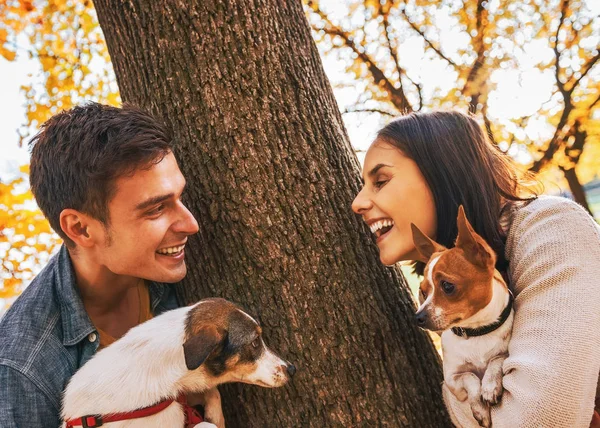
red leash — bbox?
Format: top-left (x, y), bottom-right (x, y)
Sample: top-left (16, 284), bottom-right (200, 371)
top-left (65, 393), bottom-right (203, 427)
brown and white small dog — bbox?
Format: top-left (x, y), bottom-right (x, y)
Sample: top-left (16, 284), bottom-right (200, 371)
top-left (61, 298), bottom-right (295, 428)
top-left (412, 206), bottom-right (514, 428)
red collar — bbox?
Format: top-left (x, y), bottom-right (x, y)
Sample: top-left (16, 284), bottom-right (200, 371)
top-left (65, 393), bottom-right (203, 428)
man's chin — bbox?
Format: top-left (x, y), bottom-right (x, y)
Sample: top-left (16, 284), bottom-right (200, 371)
top-left (150, 265), bottom-right (188, 283)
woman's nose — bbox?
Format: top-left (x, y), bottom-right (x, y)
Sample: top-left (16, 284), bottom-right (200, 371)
top-left (352, 188), bottom-right (373, 214)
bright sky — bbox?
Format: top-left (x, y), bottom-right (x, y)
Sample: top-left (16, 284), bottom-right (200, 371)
top-left (0, 2), bottom-right (598, 311)
top-left (0, 52), bottom-right (36, 180)
top-left (1, 1), bottom-right (598, 178)
top-left (0, 48), bottom-right (552, 175)
top-left (0, 52), bottom-right (385, 175)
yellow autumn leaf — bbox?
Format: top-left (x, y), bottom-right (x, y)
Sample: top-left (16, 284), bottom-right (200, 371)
top-left (0, 45), bottom-right (16, 61)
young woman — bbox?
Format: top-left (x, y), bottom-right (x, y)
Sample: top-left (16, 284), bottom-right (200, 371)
top-left (352, 111), bottom-right (600, 428)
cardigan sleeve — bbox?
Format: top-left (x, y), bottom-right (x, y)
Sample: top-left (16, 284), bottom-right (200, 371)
top-left (443, 197), bottom-right (600, 428)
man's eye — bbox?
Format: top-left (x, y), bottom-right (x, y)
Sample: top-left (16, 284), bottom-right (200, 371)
top-left (251, 338), bottom-right (260, 348)
top-left (147, 204), bottom-right (165, 215)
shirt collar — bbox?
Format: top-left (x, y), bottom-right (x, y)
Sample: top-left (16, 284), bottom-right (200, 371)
top-left (55, 245), bottom-right (96, 346)
top-left (54, 245), bottom-right (174, 346)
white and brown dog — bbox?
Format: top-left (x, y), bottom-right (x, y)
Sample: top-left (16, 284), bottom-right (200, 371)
top-left (412, 206), bottom-right (514, 428)
top-left (61, 298), bottom-right (295, 428)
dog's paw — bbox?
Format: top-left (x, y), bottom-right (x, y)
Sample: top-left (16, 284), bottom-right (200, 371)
top-left (481, 378), bottom-right (503, 405)
top-left (444, 381), bottom-right (468, 402)
top-left (471, 401), bottom-right (491, 428)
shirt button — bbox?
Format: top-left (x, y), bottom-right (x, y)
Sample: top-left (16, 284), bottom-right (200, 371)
top-left (88, 332), bottom-right (98, 342)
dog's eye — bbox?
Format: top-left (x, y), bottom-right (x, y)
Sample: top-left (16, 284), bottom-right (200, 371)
top-left (251, 338), bottom-right (260, 348)
top-left (441, 280), bottom-right (456, 295)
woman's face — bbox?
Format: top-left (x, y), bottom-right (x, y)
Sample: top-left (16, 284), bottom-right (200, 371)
top-left (352, 140), bottom-right (437, 265)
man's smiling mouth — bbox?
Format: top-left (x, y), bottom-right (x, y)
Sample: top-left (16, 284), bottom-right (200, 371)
top-left (156, 244), bottom-right (185, 256)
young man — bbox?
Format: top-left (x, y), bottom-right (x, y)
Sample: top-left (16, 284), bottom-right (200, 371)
top-left (0, 103), bottom-right (201, 426)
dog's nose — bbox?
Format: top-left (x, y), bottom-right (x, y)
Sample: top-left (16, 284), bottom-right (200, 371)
top-left (415, 311), bottom-right (427, 326)
top-left (286, 364), bottom-right (296, 377)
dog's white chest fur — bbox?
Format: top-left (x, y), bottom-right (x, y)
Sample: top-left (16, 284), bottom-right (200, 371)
top-left (440, 279), bottom-right (514, 427)
top-left (442, 278), bottom-right (513, 376)
top-left (441, 311), bottom-right (513, 377)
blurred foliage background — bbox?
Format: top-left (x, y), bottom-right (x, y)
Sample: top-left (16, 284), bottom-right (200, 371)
top-left (0, 0), bottom-right (599, 309)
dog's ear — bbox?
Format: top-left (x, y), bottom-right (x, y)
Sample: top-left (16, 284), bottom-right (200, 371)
top-left (455, 205), bottom-right (495, 267)
top-left (411, 223), bottom-right (445, 263)
top-left (183, 325), bottom-right (226, 371)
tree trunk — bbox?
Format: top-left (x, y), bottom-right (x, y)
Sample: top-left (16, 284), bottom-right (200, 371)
top-left (563, 167), bottom-right (593, 216)
top-left (92, 0), bottom-right (451, 426)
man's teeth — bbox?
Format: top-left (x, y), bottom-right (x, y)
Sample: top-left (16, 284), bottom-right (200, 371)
top-left (370, 219), bottom-right (394, 234)
top-left (157, 245), bottom-right (185, 255)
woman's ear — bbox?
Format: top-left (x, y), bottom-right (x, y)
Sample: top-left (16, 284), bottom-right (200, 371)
top-left (411, 223), bottom-right (445, 263)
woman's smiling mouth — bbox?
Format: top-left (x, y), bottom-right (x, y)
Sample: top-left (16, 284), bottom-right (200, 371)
top-left (369, 219), bottom-right (395, 242)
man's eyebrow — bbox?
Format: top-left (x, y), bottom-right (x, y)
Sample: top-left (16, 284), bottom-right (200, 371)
top-left (135, 194), bottom-right (173, 211)
top-left (368, 163), bottom-right (392, 177)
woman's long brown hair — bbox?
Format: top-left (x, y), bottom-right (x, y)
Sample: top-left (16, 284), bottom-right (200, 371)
top-left (377, 110), bottom-right (540, 275)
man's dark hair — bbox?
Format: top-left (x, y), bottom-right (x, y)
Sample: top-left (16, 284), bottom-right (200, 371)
top-left (29, 102), bottom-right (172, 247)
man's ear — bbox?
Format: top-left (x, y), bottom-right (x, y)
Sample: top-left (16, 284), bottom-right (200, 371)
top-left (411, 223), bottom-right (445, 263)
top-left (183, 325), bottom-right (226, 371)
top-left (59, 209), bottom-right (98, 248)
top-left (455, 205), bottom-right (494, 267)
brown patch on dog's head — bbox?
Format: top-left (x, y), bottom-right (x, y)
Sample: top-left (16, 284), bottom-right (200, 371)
top-left (182, 298), bottom-right (294, 389)
top-left (411, 223), bottom-right (446, 263)
top-left (182, 324), bottom-right (225, 370)
top-left (455, 205), bottom-right (495, 269)
top-left (414, 206), bottom-right (497, 331)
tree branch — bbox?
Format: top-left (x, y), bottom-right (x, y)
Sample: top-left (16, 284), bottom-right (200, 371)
top-left (380, 1), bottom-right (423, 110)
top-left (463, 0), bottom-right (489, 113)
top-left (589, 92), bottom-right (600, 110)
top-left (530, 0), bottom-right (573, 173)
top-left (553, 0), bottom-right (569, 98)
top-left (568, 48), bottom-right (600, 94)
top-left (399, 5), bottom-right (457, 69)
top-left (308, 1), bottom-right (412, 112)
top-left (343, 107), bottom-right (397, 117)
top-left (379, 1), bottom-right (404, 89)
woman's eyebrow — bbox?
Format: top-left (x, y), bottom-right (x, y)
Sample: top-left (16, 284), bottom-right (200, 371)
top-left (368, 163), bottom-right (392, 177)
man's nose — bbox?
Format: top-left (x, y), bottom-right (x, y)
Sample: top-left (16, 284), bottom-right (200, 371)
top-left (351, 188), bottom-right (373, 214)
top-left (174, 202), bottom-right (199, 235)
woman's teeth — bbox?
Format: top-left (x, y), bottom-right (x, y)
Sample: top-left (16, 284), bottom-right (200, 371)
top-left (370, 219), bottom-right (394, 238)
top-left (156, 245), bottom-right (185, 255)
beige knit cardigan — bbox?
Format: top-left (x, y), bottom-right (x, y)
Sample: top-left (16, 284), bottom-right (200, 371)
top-left (443, 195), bottom-right (600, 428)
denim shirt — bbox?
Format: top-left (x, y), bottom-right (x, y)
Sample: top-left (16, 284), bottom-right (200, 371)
top-left (0, 245), bottom-right (180, 427)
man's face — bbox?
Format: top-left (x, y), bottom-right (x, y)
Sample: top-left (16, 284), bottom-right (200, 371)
top-left (96, 152), bottom-right (199, 283)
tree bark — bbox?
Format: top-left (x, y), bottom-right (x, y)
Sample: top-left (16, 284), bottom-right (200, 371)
top-left (92, 0), bottom-right (451, 426)
top-left (563, 168), bottom-right (593, 216)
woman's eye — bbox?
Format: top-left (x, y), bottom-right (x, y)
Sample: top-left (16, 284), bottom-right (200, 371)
top-left (374, 180), bottom-right (388, 189)
top-left (441, 280), bottom-right (456, 295)
top-left (419, 289), bottom-right (427, 299)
